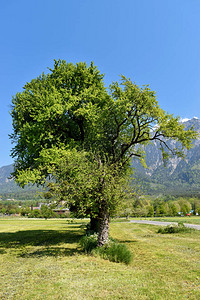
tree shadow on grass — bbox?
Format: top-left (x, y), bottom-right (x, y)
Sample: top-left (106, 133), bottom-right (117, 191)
top-left (20, 246), bottom-right (80, 258)
top-left (0, 228), bottom-right (84, 258)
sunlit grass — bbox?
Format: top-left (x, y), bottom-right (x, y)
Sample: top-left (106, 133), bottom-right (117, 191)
top-left (0, 218), bottom-right (200, 299)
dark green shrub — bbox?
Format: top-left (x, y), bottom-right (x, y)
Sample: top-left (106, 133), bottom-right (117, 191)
top-left (95, 242), bottom-right (132, 265)
top-left (158, 225), bottom-right (179, 234)
top-left (158, 223), bottom-right (194, 234)
top-left (79, 234), bottom-right (98, 253)
top-left (80, 234), bottom-right (132, 264)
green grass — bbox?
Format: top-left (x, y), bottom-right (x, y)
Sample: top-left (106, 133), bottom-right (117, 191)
top-left (0, 218), bottom-right (200, 299)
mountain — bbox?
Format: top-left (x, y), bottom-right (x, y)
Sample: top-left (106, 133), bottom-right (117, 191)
top-left (132, 117), bottom-right (200, 196)
top-left (0, 165), bottom-right (42, 200)
top-left (1, 118), bottom-right (200, 198)
top-left (0, 164), bottom-right (13, 185)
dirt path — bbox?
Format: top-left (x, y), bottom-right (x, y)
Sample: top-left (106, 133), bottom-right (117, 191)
top-left (130, 220), bottom-right (200, 230)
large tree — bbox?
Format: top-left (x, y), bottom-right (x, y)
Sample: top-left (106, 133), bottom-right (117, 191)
top-left (10, 60), bottom-right (198, 246)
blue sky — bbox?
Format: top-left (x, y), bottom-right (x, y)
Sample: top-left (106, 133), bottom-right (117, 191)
top-left (0, 0), bottom-right (200, 167)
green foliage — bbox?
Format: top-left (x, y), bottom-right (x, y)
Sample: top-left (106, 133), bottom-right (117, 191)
top-left (27, 207), bottom-right (61, 219)
top-left (0, 199), bottom-right (70, 219)
top-left (40, 205), bottom-right (54, 219)
top-left (20, 207), bottom-right (31, 216)
top-left (42, 148), bottom-right (131, 218)
top-left (79, 233), bottom-right (132, 264)
top-left (10, 60), bottom-right (108, 181)
top-left (158, 222), bottom-right (194, 234)
top-left (126, 195), bottom-right (200, 218)
top-left (94, 241), bottom-right (132, 265)
top-left (79, 233), bottom-right (98, 253)
top-left (28, 209), bottom-right (42, 218)
top-left (147, 205), bottom-right (154, 217)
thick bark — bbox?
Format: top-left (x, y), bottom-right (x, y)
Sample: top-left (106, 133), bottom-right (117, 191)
top-left (97, 206), bottom-right (110, 247)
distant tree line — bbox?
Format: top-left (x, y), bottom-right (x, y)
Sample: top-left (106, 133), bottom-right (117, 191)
top-left (1, 196), bottom-right (200, 219)
top-left (0, 200), bottom-right (68, 218)
top-left (119, 195), bottom-right (200, 218)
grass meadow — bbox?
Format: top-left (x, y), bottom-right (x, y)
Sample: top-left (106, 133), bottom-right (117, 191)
top-left (0, 218), bottom-right (200, 299)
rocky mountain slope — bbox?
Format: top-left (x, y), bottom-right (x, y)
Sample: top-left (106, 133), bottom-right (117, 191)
top-left (132, 117), bottom-right (200, 196)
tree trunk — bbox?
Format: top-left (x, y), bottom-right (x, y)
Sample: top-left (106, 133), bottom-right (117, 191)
top-left (97, 206), bottom-right (110, 247)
